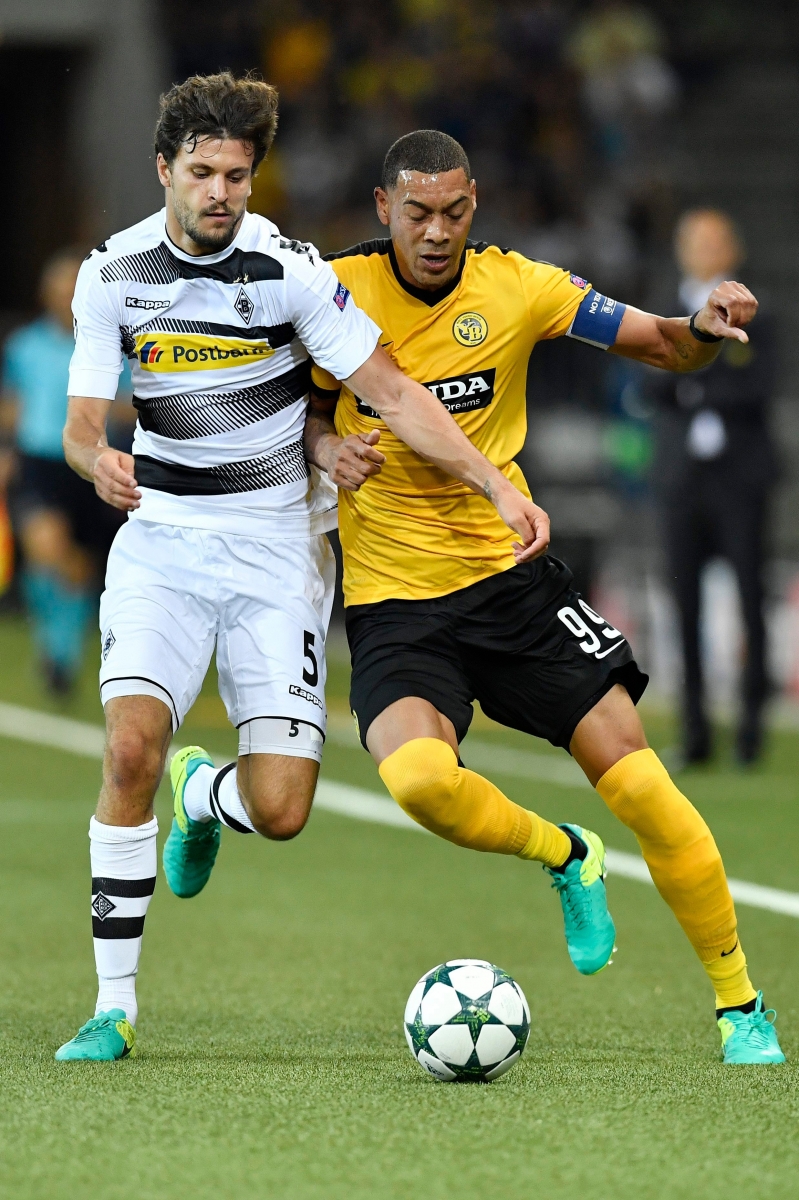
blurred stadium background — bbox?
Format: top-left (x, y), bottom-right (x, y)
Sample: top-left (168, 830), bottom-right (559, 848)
top-left (2, 0), bottom-right (799, 718)
top-left (3, 5), bottom-right (799, 1197)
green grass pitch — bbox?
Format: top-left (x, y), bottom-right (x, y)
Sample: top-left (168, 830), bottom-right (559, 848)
top-left (0, 614), bottom-right (798, 1198)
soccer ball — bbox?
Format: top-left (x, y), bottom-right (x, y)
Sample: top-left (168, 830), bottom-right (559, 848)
top-left (404, 959), bottom-right (530, 1083)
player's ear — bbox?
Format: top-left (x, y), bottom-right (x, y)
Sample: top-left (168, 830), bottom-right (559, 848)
top-left (156, 153), bottom-right (172, 189)
top-left (374, 187), bottom-right (390, 227)
top-left (470, 179), bottom-right (477, 212)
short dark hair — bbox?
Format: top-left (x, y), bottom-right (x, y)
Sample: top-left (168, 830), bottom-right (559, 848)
top-left (155, 71), bottom-right (279, 171)
top-left (381, 130), bottom-right (471, 191)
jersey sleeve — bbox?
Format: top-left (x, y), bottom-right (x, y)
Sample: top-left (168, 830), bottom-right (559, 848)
top-left (516, 256), bottom-right (626, 349)
top-left (517, 258), bottom-right (592, 341)
top-left (68, 256), bottom-right (124, 400)
top-left (283, 254), bottom-right (380, 380)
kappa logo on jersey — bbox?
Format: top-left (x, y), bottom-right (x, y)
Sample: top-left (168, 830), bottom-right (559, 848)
top-left (570, 274), bottom-right (588, 289)
top-left (452, 312), bottom-right (488, 346)
top-left (134, 332), bottom-right (275, 372)
top-left (334, 281), bottom-right (350, 311)
top-left (126, 297), bottom-right (170, 311)
top-left (356, 369), bottom-right (496, 418)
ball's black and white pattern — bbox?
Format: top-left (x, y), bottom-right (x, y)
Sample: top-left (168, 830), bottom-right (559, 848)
top-left (404, 959), bottom-right (530, 1083)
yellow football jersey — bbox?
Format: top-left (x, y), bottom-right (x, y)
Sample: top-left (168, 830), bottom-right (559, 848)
top-left (312, 239), bottom-right (588, 605)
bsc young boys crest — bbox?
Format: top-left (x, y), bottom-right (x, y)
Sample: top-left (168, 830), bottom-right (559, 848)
top-left (452, 312), bottom-right (488, 346)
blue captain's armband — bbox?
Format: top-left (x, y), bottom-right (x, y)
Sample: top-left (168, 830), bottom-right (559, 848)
top-left (566, 290), bottom-right (626, 350)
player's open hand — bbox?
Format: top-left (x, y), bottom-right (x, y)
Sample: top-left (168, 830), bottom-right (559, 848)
top-left (93, 448), bottom-right (141, 511)
top-left (695, 281), bottom-right (758, 343)
top-left (324, 430), bottom-right (386, 492)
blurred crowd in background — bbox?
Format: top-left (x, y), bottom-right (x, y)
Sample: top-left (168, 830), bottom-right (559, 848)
top-left (1, 0), bottom-right (798, 764)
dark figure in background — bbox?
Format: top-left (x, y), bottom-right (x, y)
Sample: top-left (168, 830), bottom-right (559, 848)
top-left (648, 210), bottom-right (777, 764)
top-left (0, 251), bottom-right (131, 694)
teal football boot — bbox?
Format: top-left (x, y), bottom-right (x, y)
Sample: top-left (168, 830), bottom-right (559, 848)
top-left (718, 992), bottom-right (786, 1064)
top-left (55, 1009), bottom-right (135, 1061)
top-left (545, 823), bottom-right (616, 976)
top-left (163, 746), bottom-right (220, 899)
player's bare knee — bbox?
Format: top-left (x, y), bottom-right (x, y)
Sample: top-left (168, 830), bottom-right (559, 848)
top-left (105, 727), bottom-right (163, 794)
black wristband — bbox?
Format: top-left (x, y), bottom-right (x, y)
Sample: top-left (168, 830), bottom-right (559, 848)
top-left (689, 311), bottom-right (723, 343)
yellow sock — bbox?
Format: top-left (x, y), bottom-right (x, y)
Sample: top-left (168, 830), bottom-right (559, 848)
top-left (378, 737), bottom-right (571, 867)
top-left (702, 942), bottom-right (756, 1011)
top-left (596, 748), bottom-right (756, 1008)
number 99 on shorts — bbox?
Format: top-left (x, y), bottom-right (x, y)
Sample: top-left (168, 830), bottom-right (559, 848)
top-left (557, 598), bottom-right (625, 660)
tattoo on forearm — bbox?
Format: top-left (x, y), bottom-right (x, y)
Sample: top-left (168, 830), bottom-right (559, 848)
top-left (483, 479), bottom-right (493, 502)
top-left (674, 340), bottom-right (694, 361)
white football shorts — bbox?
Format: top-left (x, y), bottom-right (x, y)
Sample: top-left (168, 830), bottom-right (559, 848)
top-left (98, 519), bottom-right (335, 761)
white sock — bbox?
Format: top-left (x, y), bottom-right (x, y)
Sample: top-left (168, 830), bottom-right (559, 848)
top-left (183, 763), bottom-right (216, 823)
top-left (90, 816), bottom-right (158, 1027)
top-left (184, 761), bottom-right (258, 833)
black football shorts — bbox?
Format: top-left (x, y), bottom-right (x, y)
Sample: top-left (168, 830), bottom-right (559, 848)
top-left (346, 556), bottom-right (648, 752)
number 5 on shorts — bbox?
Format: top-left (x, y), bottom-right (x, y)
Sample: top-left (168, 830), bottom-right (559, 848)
top-left (302, 631), bottom-right (319, 686)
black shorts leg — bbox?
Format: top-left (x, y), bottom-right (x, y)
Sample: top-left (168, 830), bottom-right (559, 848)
top-left (458, 570), bottom-right (648, 751)
top-left (346, 599), bottom-right (475, 748)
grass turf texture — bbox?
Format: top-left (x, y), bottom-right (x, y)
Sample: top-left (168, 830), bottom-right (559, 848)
top-left (0, 615), bottom-right (798, 1197)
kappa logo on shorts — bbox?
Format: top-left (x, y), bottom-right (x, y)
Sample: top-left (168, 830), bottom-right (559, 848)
top-left (289, 684), bottom-right (323, 709)
top-left (102, 629), bottom-right (116, 661)
top-left (557, 598), bottom-right (625, 659)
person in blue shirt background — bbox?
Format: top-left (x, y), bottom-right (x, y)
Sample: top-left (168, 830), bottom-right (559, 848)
top-left (1, 249), bottom-right (132, 694)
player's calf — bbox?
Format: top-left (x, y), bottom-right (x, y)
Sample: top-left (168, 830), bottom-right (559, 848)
top-left (237, 752), bottom-right (317, 840)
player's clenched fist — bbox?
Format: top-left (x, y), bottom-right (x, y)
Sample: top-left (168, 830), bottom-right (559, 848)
top-left (695, 280), bottom-right (758, 343)
top-left (93, 448), bottom-right (141, 511)
top-left (320, 429), bottom-right (386, 492)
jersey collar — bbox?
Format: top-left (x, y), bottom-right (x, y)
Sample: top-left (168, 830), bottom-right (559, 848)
top-left (163, 209), bottom-right (251, 264)
top-left (387, 241), bottom-right (466, 307)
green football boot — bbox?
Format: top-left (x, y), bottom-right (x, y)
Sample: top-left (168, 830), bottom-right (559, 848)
top-left (55, 1009), bottom-right (135, 1061)
top-left (545, 823), bottom-right (616, 976)
top-left (163, 746), bottom-right (220, 899)
top-left (718, 992), bottom-right (786, 1064)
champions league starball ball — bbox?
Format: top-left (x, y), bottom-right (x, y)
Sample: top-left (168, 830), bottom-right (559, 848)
top-left (404, 959), bottom-right (530, 1082)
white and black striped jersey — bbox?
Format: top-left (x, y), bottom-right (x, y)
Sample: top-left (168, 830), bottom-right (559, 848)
top-left (69, 209), bottom-right (380, 537)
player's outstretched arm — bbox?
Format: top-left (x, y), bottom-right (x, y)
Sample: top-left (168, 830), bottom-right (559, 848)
top-left (610, 281), bottom-right (758, 372)
top-left (63, 396), bottom-right (141, 511)
top-left (340, 346), bottom-right (550, 562)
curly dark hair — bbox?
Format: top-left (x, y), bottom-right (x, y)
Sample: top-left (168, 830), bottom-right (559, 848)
top-left (154, 71), bottom-right (279, 171)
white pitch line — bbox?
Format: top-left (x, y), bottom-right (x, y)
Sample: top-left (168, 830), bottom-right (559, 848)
top-left (1, 701), bottom-right (798, 919)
